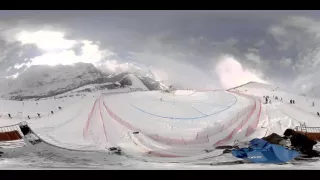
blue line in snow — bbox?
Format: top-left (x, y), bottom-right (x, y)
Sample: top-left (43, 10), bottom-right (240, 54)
top-left (130, 92), bottom-right (238, 120)
top-left (191, 106), bottom-right (207, 116)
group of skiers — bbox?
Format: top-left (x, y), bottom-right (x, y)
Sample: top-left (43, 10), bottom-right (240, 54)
top-left (264, 95), bottom-right (284, 104)
top-left (312, 102), bottom-right (320, 117)
top-left (7, 106), bottom-right (62, 119)
top-left (264, 95), bottom-right (298, 106)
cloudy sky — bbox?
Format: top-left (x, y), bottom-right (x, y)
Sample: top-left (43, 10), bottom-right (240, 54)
top-left (1, 10), bottom-right (320, 92)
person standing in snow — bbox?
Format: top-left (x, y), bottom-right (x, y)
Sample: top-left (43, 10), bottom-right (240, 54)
top-left (8, 114), bottom-right (11, 119)
top-left (37, 113), bottom-right (41, 118)
top-left (27, 115), bottom-right (30, 119)
top-left (51, 111), bottom-right (54, 114)
top-left (283, 129), bottom-right (319, 157)
top-left (313, 102), bottom-right (315, 107)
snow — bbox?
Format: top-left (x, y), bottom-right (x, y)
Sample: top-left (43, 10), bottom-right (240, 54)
top-left (1, 80), bottom-right (320, 169)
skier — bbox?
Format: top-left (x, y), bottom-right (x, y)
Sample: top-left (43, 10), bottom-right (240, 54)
top-left (317, 112), bottom-right (320, 116)
top-left (27, 115), bottom-right (30, 119)
top-left (58, 106), bottom-right (62, 110)
top-left (37, 113), bottom-right (41, 118)
top-left (313, 102), bottom-right (315, 107)
top-left (51, 111), bottom-right (54, 114)
top-left (8, 114), bottom-right (11, 119)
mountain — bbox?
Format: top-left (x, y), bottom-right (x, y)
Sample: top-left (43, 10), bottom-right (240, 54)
top-left (228, 81), bottom-right (276, 91)
top-left (1, 63), bottom-right (168, 100)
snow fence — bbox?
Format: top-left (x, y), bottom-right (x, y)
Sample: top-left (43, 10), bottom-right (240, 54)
top-left (97, 91), bottom-right (260, 146)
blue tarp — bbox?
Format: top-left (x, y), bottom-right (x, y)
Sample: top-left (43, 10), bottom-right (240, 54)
top-left (231, 138), bottom-right (300, 164)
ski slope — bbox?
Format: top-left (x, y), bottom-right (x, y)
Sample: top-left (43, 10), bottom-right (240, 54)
top-left (1, 80), bottom-right (320, 169)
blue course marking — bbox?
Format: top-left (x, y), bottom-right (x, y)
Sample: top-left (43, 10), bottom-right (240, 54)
top-left (130, 91), bottom-right (238, 120)
top-left (191, 106), bottom-right (208, 116)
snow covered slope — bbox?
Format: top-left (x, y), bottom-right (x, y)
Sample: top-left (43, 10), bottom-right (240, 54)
top-left (2, 80), bottom-right (320, 169)
top-left (119, 74), bottom-right (148, 91)
top-left (231, 81), bottom-right (320, 136)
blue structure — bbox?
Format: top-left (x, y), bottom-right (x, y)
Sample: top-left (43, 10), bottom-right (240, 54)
top-left (231, 138), bottom-right (300, 164)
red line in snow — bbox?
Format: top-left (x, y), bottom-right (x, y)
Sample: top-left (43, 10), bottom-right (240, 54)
top-left (98, 98), bottom-right (108, 142)
top-left (83, 99), bottom-right (99, 138)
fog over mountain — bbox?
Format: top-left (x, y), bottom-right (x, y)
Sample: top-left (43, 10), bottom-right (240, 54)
top-left (1, 10), bottom-right (320, 96)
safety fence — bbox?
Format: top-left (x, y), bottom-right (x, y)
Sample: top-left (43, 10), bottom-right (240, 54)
top-left (245, 97), bottom-right (262, 136)
top-left (217, 91), bottom-right (262, 141)
top-left (100, 91), bottom-right (258, 146)
top-left (83, 99), bottom-right (99, 138)
top-left (213, 93), bottom-right (259, 146)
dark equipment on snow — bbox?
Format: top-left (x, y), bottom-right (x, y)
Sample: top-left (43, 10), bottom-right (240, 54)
top-left (132, 131), bottom-right (139, 134)
top-left (231, 138), bottom-right (300, 164)
top-left (284, 129), bottom-right (319, 158)
top-left (108, 147), bottom-right (122, 155)
top-left (262, 133), bottom-right (285, 145)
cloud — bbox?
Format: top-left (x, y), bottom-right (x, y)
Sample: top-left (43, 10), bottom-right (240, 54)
top-left (280, 58), bottom-right (292, 66)
top-left (214, 55), bottom-right (268, 89)
top-left (128, 51), bottom-right (218, 89)
top-left (0, 28), bottom-right (119, 79)
top-left (15, 30), bottom-right (77, 51)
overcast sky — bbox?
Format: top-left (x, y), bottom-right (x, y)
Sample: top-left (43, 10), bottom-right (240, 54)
top-left (1, 10), bottom-right (320, 92)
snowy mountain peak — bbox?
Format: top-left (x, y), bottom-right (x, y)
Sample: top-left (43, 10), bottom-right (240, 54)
top-left (2, 63), bottom-right (108, 99)
top-left (119, 74), bottom-right (148, 91)
top-left (228, 81), bottom-right (276, 91)
top-left (0, 63), bottom-right (170, 100)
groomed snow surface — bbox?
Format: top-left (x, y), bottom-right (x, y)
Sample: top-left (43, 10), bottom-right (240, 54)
top-left (1, 81), bottom-right (320, 169)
